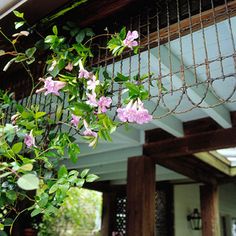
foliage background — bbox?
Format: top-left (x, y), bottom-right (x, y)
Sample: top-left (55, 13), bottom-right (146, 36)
top-left (38, 188), bottom-right (102, 236)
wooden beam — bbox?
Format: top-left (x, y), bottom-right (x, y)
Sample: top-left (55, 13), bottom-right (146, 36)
top-left (193, 152), bottom-right (231, 176)
top-left (127, 156), bottom-right (155, 236)
top-left (144, 127), bottom-right (236, 160)
top-left (157, 156), bottom-right (220, 184)
top-left (200, 185), bottom-right (220, 236)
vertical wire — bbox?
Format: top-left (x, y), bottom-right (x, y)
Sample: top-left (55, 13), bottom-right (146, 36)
top-left (187, 0), bottom-right (198, 84)
top-left (199, 0), bottom-right (211, 83)
top-left (118, 55), bottom-right (123, 108)
top-left (210, 0), bottom-right (225, 79)
top-left (128, 17), bottom-right (133, 79)
top-left (89, 38), bottom-right (94, 68)
top-left (147, 8), bottom-right (151, 99)
top-left (104, 32), bottom-right (109, 72)
top-left (156, 7), bottom-right (163, 100)
top-left (176, 0), bottom-right (186, 89)
top-left (224, 0), bottom-right (236, 73)
top-left (138, 14), bottom-right (141, 84)
top-left (166, 0), bottom-right (173, 94)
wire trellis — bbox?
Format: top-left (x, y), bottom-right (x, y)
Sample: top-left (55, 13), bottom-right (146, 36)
top-left (86, 0), bottom-right (236, 120)
top-left (3, 0), bottom-right (236, 124)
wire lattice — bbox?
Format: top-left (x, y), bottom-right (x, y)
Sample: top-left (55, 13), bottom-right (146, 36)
top-left (91, 0), bottom-right (236, 119)
top-left (4, 0), bottom-right (236, 123)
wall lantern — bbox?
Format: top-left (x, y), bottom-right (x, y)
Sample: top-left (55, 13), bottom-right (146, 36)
top-left (187, 208), bottom-right (202, 230)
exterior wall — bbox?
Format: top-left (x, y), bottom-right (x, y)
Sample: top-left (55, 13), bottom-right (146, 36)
top-left (174, 183), bottom-right (236, 236)
top-left (219, 183), bottom-right (236, 236)
top-left (174, 184), bottom-right (201, 236)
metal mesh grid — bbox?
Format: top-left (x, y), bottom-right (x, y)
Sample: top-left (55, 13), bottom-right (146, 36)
top-left (90, 0), bottom-right (236, 119)
top-left (4, 0), bottom-right (236, 124)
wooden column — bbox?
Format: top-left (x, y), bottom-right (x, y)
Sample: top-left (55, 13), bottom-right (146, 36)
top-left (127, 156), bottom-right (156, 236)
top-left (101, 192), bottom-right (116, 236)
top-left (200, 185), bottom-right (220, 236)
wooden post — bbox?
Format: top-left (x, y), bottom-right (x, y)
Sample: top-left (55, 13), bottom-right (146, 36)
top-left (101, 192), bottom-right (116, 236)
top-left (127, 156), bottom-right (156, 236)
top-left (200, 185), bottom-right (220, 236)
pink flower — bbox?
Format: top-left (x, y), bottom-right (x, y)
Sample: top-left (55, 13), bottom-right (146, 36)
top-left (11, 113), bottom-right (20, 125)
top-left (117, 99), bottom-right (152, 124)
top-left (123, 30), bottom-right (139, 49)
top-left (117, 100), bottom-right (137, 122)
top-left (79, 69), bottom-right (90, 79)
top-left (86, 93), bottom-right (98, 107)
top-left (87, 75), bottom-right (99, 92)
top-left (83, 120), bottom-right (97, 138)
top-left (36, 77), bottom-right (66, 96)
top-left (65, 62), bottom-right (73, 71)
top-left (24, 130), bottom-right (36, 148)
top-left (97, 96), bottom-right (112, 113)
top-left (71, 114), bottom-right (80, 127)
top-left (12, 31), bottom-right (29, 37)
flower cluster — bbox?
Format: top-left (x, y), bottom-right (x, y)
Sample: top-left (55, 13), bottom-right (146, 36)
top-left (24, 130), bottom-right (36, 148)
top-left (36, 77), bottom-right (66, 96)
top-left (117, 99), bottom-right (152, 124)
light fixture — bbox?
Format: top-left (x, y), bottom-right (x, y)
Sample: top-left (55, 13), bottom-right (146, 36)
top-left (187, 208), bottom-right (202, 230)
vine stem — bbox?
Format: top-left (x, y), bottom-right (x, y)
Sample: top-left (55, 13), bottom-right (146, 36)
top-left (84, 33), bottom-right (113, 45)
top-left (10, 208), bottom-right (29, 235)
top-left (0, 29), bottom-right (35, 105)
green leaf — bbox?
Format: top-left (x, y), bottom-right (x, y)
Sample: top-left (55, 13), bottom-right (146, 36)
top-left (31, 208), bottom-right (42, 217)
top-left (125, 82), bottom-right (140, 94)
top-left (25, 47), bottom-right (36, 58)
top-left (75, 31), bottom-right (85, 43)
top-left (86, 174), bottom-right (99, 182)
top-left (13, 11), bottom-right (24, 19)
top-left (38, 193), bottom-right (49, 208)
top-left (0, 50), bottom-right (5, 56)
top-left (49, 184), bottom-right (58, 194)
top-left (52, 25), bottom-right (58, 35)
top-left (20, 163), bottom-right (33, 171)
top-left (12, 142), bottom-right (23, 154)
top-left (4, 218), bottom-right (13, 226)
top-left (44, 205), bottom-right (58, 215)
top-left (119, 27), bottom-right (126, 40)
top-left (26, 57), bottom-right (35, 65)
top-left (58, 165), bottom-right (68, 178)
top-left (0, 172), bottom-right (11, 179)
top-left (103, 70), bottom-right (111, 80)
top-left (80, 169), bottom-right (89, 178)
top-left (6, 190), bottom-right (17, 201)
top-left (45, 35), bottom-right (57, 44)
top-left (17, 174), bottom-right (39, 190)
top-left (14, 21), bottom-right (25, 29)
top-left (114, 73), bottom-right (129, 82)
top-left (84, 28), bottom-right (94, 37)
top-left (35, 111), bottom-right (46, 119)
top-left (75, 178), bottom-right (85, 187)
top-left (68, 143), bottom-right (80, 163)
